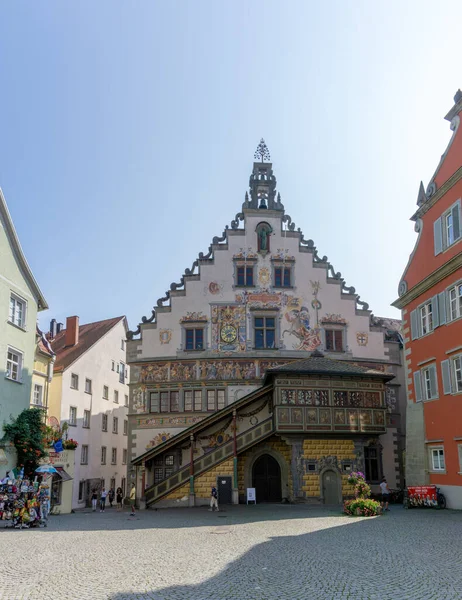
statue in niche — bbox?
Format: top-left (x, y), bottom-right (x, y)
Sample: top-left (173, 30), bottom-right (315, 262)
top-left (256, 222), bottom-right (273, 253)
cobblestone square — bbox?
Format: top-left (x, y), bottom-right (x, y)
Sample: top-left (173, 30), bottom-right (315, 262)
top-left (1, 505), bottom-right (461, 600)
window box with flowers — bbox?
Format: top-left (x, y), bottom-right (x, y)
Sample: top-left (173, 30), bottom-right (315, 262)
top-left (63, 439), bottom-right (79, 450)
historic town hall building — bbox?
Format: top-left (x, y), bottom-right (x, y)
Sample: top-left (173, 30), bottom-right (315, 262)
top-left (126, 142), bottom-right (405, 507)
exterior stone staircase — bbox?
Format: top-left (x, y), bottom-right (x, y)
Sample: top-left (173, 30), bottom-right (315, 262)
top-left (145, 416), bottom-right (274, 506)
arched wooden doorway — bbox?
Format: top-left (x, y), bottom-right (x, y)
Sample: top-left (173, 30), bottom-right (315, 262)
top-left (252, 454), bottom-right (282, 502)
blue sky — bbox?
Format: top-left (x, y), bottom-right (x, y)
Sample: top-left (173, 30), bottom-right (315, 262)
top-left (1, 1), bottom-right (461, 332)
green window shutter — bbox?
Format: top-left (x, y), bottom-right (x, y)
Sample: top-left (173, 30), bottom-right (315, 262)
top-left (438, 292), bottom-right (447, 325)
top-left (453, 200), bottom-right (461, 242)
top-left (434, 217), bottom-right (443, 255)
top-left (429, 364), bottom-right (438, 399)
top-left (432, 295), bottom-right (439, 328)
top-left (413, 371), bottom-right (423, 403)
top-left (441, 360), bottom-right (452, 395)
top-left (410, 310), bottom-right (419, 340)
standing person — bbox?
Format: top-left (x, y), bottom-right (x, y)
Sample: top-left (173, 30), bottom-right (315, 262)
top-left (108, 488), bottom-right (115, 508)
top-left (100, 488), bottom-right (107, 513)
top-left (116, 487), bottom-right (123, 512)
top-left (91, 489), bottom-right (98, 512)
top-left (380, 477), bottom-right (390, 512)
top-left (129, 484), bottom-right (136, 516)
top-left (209, 485), bottom-right (219, 512)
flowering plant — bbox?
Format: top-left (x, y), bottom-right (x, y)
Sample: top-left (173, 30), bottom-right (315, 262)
top-left (63, 439), bottom-right (79, 450)
top-left (344, 498), bottom-right (381, 517)
top-left (347, 471), bottom-right (371, 501)
top-left (347, 471), bottom-right (365, 485)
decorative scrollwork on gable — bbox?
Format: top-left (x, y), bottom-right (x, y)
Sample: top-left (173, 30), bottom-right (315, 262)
top-left (398, 280), bottom-right (408, 297)
top-left (356, 297), bottom-right (370, 311)
top-left (141, 309), bottom-right (156, 324)
top-left (231, 212), bottom-right (244, 230)
top-left (212, 226), bottom-right (229, 244)
top-left (156, 292), bottom-right (170, 307)
top-left (170, 277), bottom-right (185, 292)
top-left (126, 326), bottom-right (140, 340)
top-left (342, 283), bottom-right (356, 295)
top-left (327, 264), bottom-right (342, 280)
top-left (282, 213), bottom-right (296, 231)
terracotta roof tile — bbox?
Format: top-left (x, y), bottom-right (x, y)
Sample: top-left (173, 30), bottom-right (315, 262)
top-left (51, 317), bottom-right (125, 372)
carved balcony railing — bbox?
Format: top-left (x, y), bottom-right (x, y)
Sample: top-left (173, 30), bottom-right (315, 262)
top-left (145, 416), bottom-right (274, 506)
top-left (275, 406), bottom-right (386, 434)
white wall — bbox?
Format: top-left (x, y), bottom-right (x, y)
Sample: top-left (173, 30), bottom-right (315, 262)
top-left (60, 319), bottom-right (129, 508)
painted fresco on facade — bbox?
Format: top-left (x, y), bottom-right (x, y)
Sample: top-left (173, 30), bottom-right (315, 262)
top-left (211, 304), bottom-right (246, 352)
top-left (233, 248), bottom-right (258, 260)
top-left (258, 267), bottom-right (270, 286)
top-left (321, 314), bottom-right (348, 325)
top-left (170, 361), bottom-right (196, 381)
top-left (208, 281), bottom-right (223, 295)
top-left (356, 332), bottom-right (368, 346)
top-left (282, 297), bottom-right (321, 351)
top-left (199, 359), bottom-right (257, 381)
top-left (179, 312), bottom-right (208, 323)
top-left (133, 387), bottom-right (147, 413)
top-left (272, 249), bottom-right (295, 261)
top-left (159, 329), bottom-right (172, 344)
top-left (141, 363), bottom-right (169, 383)
top-left (146, 432), bottom-right (172, 450)
top-left (137, 415), bottom-right (205, 428)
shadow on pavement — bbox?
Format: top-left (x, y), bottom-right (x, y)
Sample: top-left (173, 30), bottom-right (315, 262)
top-left (106, 508), bottom-right (462, 600)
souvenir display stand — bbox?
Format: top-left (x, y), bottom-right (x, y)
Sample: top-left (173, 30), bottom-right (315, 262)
top-left (0, 477), bottom-right (50, 529)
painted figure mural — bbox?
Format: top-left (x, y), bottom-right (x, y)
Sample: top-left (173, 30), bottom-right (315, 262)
top-left (283, 301), bottom-right (321, 351)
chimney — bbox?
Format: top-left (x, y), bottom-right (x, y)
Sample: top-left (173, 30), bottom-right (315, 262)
top-left (49, 319), bottom-right (57, 339)
top-left (65, 316), bottom-right (79, 347)
top-left (57, 322), bottom-right (64, 333)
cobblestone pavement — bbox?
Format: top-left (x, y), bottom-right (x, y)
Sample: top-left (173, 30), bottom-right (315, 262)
top-left (1, 504), bottom-right (462, 600)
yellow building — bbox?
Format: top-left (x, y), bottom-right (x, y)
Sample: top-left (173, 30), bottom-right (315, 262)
top-left (30, 326), bottom-right (55, 414)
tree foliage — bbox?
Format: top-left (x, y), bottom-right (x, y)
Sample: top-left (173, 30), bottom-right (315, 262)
top-left (3, 408), bottom-right (48, 476)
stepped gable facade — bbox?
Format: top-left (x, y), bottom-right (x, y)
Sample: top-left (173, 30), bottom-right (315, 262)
top-left (127, 143), bottom-right (405, 507)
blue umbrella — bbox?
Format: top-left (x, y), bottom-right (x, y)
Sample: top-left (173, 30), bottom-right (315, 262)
top-left (35, 465), bottom-right (58, 474)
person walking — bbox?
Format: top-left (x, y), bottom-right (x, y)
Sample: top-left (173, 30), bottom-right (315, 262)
top-left (116, 487), bottom-right (123, 511)
top-left (108, 488), bottom-right (115, 508)
top-left (100, 488), bottom-right (107, 512)
top-left (91, 489), bottom-right (98, 512)
top-left (380, 477), bottom-right (390, 512)
top-left (129, 484), bottom-right (136, 516)
top-left (209, 485), bottom-right (219, 512)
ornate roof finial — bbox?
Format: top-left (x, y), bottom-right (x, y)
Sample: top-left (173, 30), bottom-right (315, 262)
top-left (254, 138), bottom-right (271, 163)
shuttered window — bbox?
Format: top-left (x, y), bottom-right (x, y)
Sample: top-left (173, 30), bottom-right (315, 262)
top-left (448, 283), bottom-right (462, 321)
top-left (442, 356), bottom-right (462, 395)
top-left (411, 294), bottom-right (443, 339)
top-left (421, 364), bottom-right (438, 401)
top-left (434, 199), bottom-right (461, 254)
top-left (414, 365), bottom-right (438, 402)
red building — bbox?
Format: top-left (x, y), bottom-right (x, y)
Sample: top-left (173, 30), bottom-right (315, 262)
top-left (394, 90), bottom-right (462, 508)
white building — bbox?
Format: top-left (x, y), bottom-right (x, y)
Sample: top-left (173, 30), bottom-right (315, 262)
top-left (126, 146), bottom-right (406, 507)
top-left (48, 315), bottom-right (129, 509)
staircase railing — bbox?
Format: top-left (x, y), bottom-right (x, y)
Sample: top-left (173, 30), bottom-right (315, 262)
top-left (145, 416), bottom-right (274, 505)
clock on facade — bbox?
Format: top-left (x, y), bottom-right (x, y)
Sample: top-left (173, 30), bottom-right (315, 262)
top-left (220, 325), bottom-right (237, 343)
